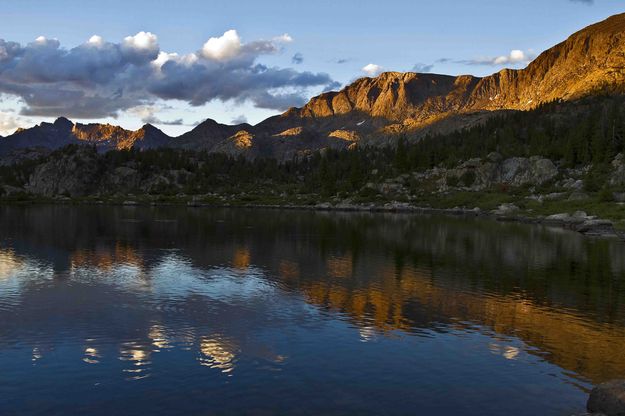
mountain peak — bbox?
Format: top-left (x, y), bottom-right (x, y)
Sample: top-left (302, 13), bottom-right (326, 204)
top-left (139, 123), bottom-right (159, 132)
top-left (53, 117), bottom-right (74, 130)
top-left (2, 13), bottom-right (625, 160)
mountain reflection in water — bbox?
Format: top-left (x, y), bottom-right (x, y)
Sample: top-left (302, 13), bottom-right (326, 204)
top-left (1, 205), bottom-right (624, 416)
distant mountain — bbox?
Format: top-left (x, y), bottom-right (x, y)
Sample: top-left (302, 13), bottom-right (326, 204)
top-left (174, 119), bottom-right (249, 151)
top-left (1, 13), bottom-right (625, 159)
top-left (0, 117), bottom-right (171, 154)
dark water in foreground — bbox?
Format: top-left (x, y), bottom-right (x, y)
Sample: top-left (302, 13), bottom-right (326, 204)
top-left (1, 206), bottom-right (625, 415)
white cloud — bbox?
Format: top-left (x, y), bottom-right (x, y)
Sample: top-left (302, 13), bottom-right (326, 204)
top-left (362, 63), bottom-right (383, 76)
top-left (87, 35), bottom-right (104, 47)
top-left (201, 29), bottom-right (243, 61)
top-left (123, 31), bottom-right (158, 51)
top-left (493, 49), bottom-right (531, 65)
top-left (462, 49), bottom-right (536, 66)
top-left (0, 112), bottom-right (27, 136)
top-left (274, 33), bottom-right (293, 43)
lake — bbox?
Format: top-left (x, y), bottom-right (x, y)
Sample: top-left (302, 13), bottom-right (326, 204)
top-left (1, 205), bottom-right (625, 415)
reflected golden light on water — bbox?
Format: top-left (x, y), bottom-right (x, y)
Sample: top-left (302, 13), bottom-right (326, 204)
top-left (83, 346), bottom-right (101, 364)
top-left (0, 249), bottom-right (22, 280)
top-left (504, 346), bottom-right (521, 360)
top-left (327, 254), bottom-right (353, 278)
top-left (489, 343), bottom-right (521, 361)
top-left (199, 336), bottom-right (236, 374)
top-left (70, 243), bottom-right (144, 272)
top-left (149, 325), bottom-right (171, 351)
top-left (299, 263), bottom-right (625, 382)
top-left (359, 326), bottom-right (378, 343)
top-left (279, 260), bottom-right (300, 281)
top-left (232, 248), bottom-right (251, 270)
top-left (119, 342), bottom-right (152, 380)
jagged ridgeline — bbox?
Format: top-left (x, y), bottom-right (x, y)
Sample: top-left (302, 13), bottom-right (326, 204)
top-left (1, 13), bottom-right (625, 161)
top-left (1, 95), bottom-right (625, 202)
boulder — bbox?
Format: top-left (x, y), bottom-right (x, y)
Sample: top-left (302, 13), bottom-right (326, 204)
top-left (561, 178), bottom-right (585, 190)
top-left (546, 213), bottom-right (572, 221)
top-left (573, 211), bottom-right (589, 219)
top-left (493, 203), bottom-right (520, 216)
top-left (588, 380), bottom-right (625, 415)
top-left (497, 156), bottom-right (558, 187)
top-left (576, 219), bottom-right (616, 236)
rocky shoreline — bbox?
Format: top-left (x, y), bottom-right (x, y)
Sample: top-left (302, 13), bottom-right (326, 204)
top-left (185, 200), bottom-right (623, 239)
top-left (4, 197), bottom-right (622, 239)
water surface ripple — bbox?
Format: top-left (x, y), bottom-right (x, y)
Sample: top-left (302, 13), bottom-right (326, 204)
top-left (1, 206), bottom-right (625, 415)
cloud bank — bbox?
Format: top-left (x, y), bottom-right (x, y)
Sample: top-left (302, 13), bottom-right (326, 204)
top-left (458, 49), bottom-right (536, 66)
top-left (0, 30), bottom-right (335, 119)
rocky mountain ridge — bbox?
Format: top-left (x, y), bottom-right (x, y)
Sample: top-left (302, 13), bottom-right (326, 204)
top-left (0, 117), bottom-right (170, 154)
top-left (1, 13), bottom-right (625, 159)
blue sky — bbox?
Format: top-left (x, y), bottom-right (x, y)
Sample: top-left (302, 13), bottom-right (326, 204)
top-left (0, 0), bottom-right (622, 136)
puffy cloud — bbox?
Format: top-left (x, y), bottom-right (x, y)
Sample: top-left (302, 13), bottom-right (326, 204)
top-left (123, 32), bottom-right (158, 51)
top-left (201, 29), bottom-right (242, 61)
top-left (121, 31), bottom-right (159, 64)
top-left (87, 35), bottom-right (104, 47)
top-left (200, 30), bottom-right (292, 64)
top-left (412, 63), bottom-right (434, 73)
top-left (0, 30), bottom-right (336, 118)
top-left (460, 49), bottom-right (536, 66)
top-left (362, 63), bottom-right (383, 76)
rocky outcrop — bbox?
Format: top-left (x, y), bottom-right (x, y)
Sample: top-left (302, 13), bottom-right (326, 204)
top-left (70, 122), bottom-right (170, 150)
top-left (587, 380), bottom-right (625, 415)
top-left (441, 155), bottom-right (558, 191)
top-left (610, 153), bottom-right (625, 186)
top-left (26, 146), bottom-right (101, 197)
top-left (211, 130), bottom-right (254, 156)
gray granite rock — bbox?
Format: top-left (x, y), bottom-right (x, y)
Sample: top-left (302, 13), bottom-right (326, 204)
top-left (588, 380), bottom-right (625, 415)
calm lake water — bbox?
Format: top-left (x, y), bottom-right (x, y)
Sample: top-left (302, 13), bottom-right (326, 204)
top-left (1, 206), bottom-right (625, 415)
